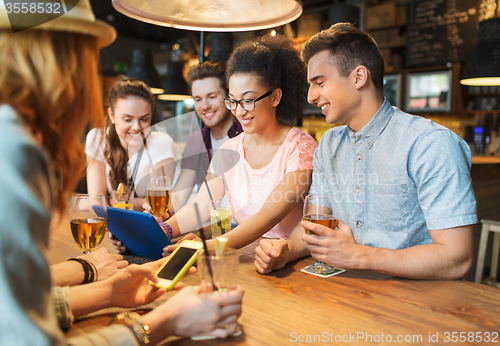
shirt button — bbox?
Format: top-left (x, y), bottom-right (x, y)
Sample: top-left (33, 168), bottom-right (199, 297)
top-left (356, 221), bottom-right (362, 227)
top-left (356, 187), bottom-right (361, 193)
top-left (357, 155), bottom-right (361, 160)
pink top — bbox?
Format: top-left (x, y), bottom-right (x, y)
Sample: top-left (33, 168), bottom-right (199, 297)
top-left (209, 127), bottom-right (318, 239)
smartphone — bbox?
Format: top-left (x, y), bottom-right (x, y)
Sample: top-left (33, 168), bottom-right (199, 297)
top-left (149, 240), bottom-right (203, 290)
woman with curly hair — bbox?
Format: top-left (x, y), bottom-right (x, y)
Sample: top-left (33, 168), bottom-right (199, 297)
top-left (115, 35), bottom-right (318, 254)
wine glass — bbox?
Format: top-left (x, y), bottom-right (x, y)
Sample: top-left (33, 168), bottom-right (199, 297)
top-left (147, 176), bottom-right (172, 217)
top-left (303, 194), bottom-right (338, 275)
top-left (70, 194), bottom-right (107, 254)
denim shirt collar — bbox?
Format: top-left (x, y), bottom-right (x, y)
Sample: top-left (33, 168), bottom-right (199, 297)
top-left (346, 98), bottom-right (394, 149)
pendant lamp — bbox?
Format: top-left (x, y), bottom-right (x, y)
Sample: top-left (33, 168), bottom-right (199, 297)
top-left (460, 17), bottom-right (500, 86)
top-left (158, 61), bottom-right (191, 101)
top-left (114, 0), bottom-right (302, 101)
top-left (111, 0), bottom-right (302, 32)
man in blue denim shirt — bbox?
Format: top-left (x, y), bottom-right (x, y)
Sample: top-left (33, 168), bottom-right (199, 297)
top-left (254, 23), bottom-right (477, 280)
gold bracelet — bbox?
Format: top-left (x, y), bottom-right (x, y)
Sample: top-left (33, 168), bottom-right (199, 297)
top-left (112, 311), bottom-right (151, 345)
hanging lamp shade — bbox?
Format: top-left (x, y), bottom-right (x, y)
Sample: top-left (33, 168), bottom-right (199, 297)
top-left (460, 18), bottom-right (500, 86)
top-left (126, 48), bottom-right (164, 94)
top-left (111, 0), bottom-right (302, 32)
top-left (158, 62), bottom-right (191, 101)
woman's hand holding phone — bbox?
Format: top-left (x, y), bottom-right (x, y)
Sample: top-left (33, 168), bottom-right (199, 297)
top-left (162, 233), bottom-right (202, 257)
top-left (105, 258), bottom-right (196, 309)
top-left (152, 240), bottom-right (202, 290)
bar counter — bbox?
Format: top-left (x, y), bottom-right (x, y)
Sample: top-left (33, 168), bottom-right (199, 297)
top-left (48, 212), bottom-right (500, 346)
top-left (471, 156), bottom-right (500, 165)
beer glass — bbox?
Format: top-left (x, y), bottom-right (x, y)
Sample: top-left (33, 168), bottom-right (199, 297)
top-left (303, 194), bottom-right (338, 274)
top-left (70, 194), bottom-right (107, 253)
top-left (146, 176), bottom-right (171, 217)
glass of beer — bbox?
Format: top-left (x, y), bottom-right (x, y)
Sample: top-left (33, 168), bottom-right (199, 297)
top-left (70, 194), bottom-right (107, 254)
top-left (147, 176), bottom-right (171, 217)
top-left (303, 194), bottom-right (338, 274)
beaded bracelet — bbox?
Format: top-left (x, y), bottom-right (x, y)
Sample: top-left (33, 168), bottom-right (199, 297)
top-left (159, 222), bottom-right (173, 239)
top-left (112, 311), bottom-right (150, 346)
top-left (87, 260), bottom-right (98, 282)
top-left (67, 258), bottom-right (96, 284)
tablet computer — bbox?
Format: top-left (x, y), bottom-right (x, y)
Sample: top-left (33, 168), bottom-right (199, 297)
top-left (107, 207), bottom-right (173, 260)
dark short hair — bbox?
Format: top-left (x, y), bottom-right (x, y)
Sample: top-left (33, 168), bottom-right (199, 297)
top-left (302, 23), bottom-right (384, 91)
top-left (187, 60), bottom-right (228, 94)
top-left (226, 35), bottom-right (307, 122)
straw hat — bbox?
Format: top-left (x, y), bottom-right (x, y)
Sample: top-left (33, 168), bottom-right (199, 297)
top-left (0, 0), bottom-right (116, 47)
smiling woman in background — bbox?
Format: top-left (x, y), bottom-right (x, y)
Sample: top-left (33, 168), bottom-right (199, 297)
top-left (86, 78), bottom-right (177, 210)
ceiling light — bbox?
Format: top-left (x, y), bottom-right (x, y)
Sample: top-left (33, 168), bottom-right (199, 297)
top-left (159, 62), bottom-right (191, 101)
top-left (460, 17), bottom-right (500, 86)
top-left (112, 0), bottom-right (302, 32)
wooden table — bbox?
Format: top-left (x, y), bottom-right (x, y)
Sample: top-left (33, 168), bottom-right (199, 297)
top-left (49, 213), bottom-right (500, 345)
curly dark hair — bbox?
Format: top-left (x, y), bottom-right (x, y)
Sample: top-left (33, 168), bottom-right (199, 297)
top-left (302, 23), bottom-right (385, 92)
top-left (226, 35), bottom-right (307, 122)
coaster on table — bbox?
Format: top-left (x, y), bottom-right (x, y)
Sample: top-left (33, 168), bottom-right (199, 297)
top-left (300, 266), bottom-right (346, 278)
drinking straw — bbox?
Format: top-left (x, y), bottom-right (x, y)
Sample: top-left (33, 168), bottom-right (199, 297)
top-left (142, 131), bottom-right (154, 166)
top-left (200, 167), bottom-right (224, 230)
top-left (194, 203), bottom-right (218, 291)
top-left (219, 170), bottom-right (232, 209)
top-left (141, 131), bottom-right (166, 177)
top-left (128, 131), bottom-right (167, 207)
top-left (200, 166), bottom-right (216, 210)
top-left (128, 131), bottom-right (152, 200)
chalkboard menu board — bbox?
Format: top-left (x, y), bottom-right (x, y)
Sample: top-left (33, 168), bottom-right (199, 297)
top-left (406, 0), bottom-right (491, 67)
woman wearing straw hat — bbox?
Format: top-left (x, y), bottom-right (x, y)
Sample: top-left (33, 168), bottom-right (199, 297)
top-left (0, 0), bottom-right (243, 344)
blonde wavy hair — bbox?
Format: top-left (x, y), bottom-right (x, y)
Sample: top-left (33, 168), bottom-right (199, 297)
top-left (0, 30), bottom-right (104, 212)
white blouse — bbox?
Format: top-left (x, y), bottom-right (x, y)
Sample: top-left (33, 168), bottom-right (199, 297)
top-left (85, 128), bottom-right (176, 197)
